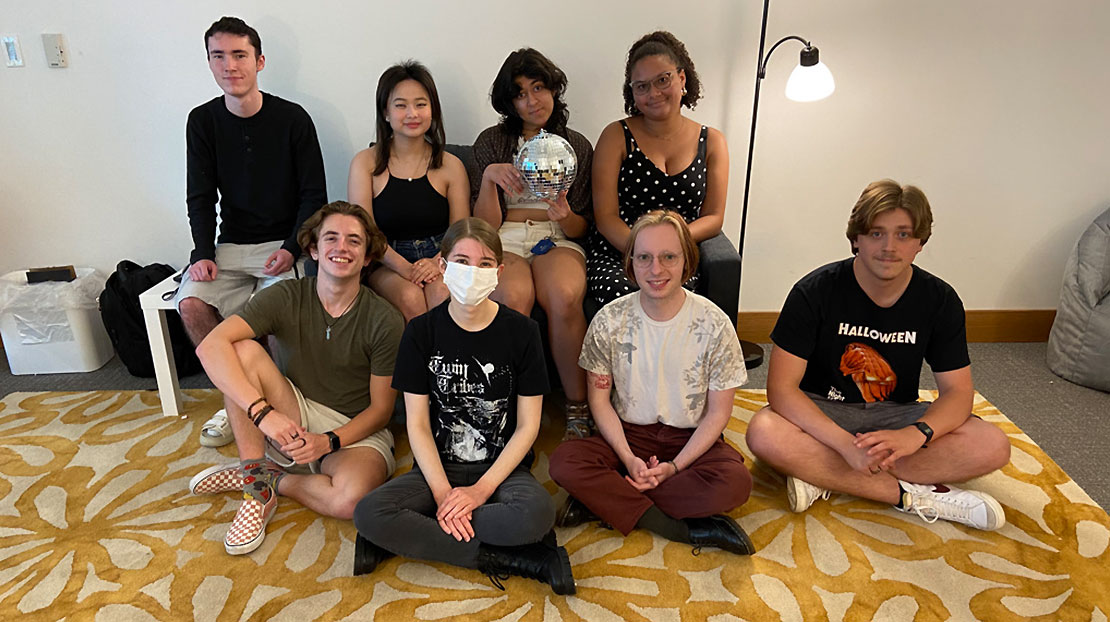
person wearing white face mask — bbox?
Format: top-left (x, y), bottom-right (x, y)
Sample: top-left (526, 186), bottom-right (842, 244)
top-left (353, 217), bottom-right (575, 595)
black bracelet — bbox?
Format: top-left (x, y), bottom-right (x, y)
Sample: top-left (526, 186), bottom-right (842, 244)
top-left (666, 460), bottom-right (679, 474)
top-left (246, 397), bottom-right (267, 420)
top-left (252, 405), bottom-right (274, 426)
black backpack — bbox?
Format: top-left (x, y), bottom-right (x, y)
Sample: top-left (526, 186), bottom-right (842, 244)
top-left (99, 260), bottom-right (202, 378)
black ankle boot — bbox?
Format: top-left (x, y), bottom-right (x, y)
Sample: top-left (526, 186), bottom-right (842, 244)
top-left (556, 497), bottom-right (598, 528)
top-left (354, 534), bottom-right (394, 576)
top-left (476, 532), bottom-right (576, 595)
top-left (685, 515), bottom-right (756, 555)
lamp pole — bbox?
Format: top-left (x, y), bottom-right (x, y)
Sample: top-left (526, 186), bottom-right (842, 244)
top-left (738, 0), bottom-right (831, 369)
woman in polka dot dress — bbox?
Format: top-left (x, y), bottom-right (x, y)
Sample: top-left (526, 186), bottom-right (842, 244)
top-left (587, 31), bottom-right (730, 307)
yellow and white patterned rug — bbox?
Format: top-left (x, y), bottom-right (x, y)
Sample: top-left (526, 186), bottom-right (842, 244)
top-left (0, 389), bottom-right (1107, 621)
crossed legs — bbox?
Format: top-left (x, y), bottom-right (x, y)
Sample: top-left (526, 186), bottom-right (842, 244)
top-left (746, 406), bottom-right (1011, 505)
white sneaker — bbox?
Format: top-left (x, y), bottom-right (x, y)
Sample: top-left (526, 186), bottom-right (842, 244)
top-left (786, 476), bottom-right (831, 512)
top-left (199, 409), bottom-right (234, 448)
top-left (896, 481), bottom-right (1005, 531)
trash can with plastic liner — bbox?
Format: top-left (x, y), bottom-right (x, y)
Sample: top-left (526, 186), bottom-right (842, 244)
top-left (0, 268), bottom-right (114, 374)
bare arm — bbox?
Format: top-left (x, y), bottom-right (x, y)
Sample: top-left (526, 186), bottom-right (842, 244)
top-left (592, 122), bottom-right (632, 252)
top-left (443, 153), bottom-right (472, 225)
top-left (686, 126), bottom-right (727, 242)
top-left (766, 345), bottom-right (878, 473)
top-left (586, 371), bottom-right (635, 465)
top-left (405, 392), bottom-right (452, 500)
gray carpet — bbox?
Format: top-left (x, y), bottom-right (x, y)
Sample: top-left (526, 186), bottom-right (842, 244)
top-left (2, 342), bottom-right (1107, 509)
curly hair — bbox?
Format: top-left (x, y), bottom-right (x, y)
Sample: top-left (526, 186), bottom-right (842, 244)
top-left (372, 61), bottom-right (446, 176)
top-left (623, 31), bottom-right (702, 116)
top-left (490, 48), bottom-right (570, 137)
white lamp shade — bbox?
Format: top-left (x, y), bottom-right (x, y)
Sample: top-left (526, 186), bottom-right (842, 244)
top-left (785, 61), bottom-right (835, 102)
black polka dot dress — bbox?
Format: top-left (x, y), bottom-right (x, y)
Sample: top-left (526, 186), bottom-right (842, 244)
top-left (587, 120), bottom-right (708, 306)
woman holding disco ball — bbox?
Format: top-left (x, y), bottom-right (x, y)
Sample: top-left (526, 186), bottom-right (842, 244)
top-left (348, 61), bottom-right (470, 322)
top-left (587, 31), bottom-right (729, 306)
top-left (471, 48), bottom-right (594, 440)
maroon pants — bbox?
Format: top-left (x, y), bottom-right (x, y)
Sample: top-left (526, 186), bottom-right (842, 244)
top-left (548, 421), bottom-right (752, 535)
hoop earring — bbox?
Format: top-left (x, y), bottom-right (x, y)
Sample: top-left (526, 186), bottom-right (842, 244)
top-left (682, 87), bottom-right (688, 96)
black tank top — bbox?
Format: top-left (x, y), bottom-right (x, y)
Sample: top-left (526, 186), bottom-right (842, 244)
top-left (372, 173), bottom-right (450, 241)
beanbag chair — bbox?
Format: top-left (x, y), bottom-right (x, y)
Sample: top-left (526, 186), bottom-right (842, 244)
top-left (1047, 207), bottom-right (1110, 392)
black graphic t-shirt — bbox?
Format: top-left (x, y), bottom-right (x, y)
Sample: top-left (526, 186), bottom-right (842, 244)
top-left (393, 301), bottom-right (549, 464)
top-left (771, 258), bottom-right (969, 404)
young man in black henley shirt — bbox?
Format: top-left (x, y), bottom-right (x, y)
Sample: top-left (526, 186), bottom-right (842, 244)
top-left (176, 17), bottom-right (327, 448)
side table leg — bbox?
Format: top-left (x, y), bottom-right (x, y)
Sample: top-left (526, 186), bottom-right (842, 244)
top-left (143, 307), bottom-right (183, 416)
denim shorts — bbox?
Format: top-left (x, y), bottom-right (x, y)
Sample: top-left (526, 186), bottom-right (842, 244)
top-left (391, 233), bottom-right (443, 263)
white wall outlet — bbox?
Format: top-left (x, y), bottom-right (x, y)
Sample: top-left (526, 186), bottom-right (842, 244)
top-left (3, 36), bottom-right (23, 67)
top-left (41, 33), bottom-right (67, 68)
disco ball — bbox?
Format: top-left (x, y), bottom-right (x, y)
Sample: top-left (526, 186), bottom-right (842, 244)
top-left (513, 130), bottom-right (578, 200)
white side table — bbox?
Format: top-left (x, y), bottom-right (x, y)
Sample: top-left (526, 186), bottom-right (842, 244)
top-left (137, 273), bottom-right (184, 417)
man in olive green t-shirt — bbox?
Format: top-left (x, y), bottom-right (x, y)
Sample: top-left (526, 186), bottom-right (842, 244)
top-left (187, 201), bottom-right (403, 556)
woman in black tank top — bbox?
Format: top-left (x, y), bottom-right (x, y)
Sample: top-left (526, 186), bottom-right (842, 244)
top-left (347, 62), bottom-right (470, 322)
top-left (588, 31), bottom-right (731, 307)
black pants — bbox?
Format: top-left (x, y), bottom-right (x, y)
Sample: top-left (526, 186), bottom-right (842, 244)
top-left (353, 463), bottom-right (555, 568)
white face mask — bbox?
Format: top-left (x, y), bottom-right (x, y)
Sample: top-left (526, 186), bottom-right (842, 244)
top-left (443, 261), bottom-right (499, 306)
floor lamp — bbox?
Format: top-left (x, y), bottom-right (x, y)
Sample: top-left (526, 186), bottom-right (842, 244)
top-left (738, 0), bottom-right (835, 369)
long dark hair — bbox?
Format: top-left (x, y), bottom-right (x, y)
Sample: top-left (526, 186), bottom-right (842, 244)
top-left (490, 48), bottom-right (569, 137)
top-left (373, 61), bottom-right (445, 176)
top-left (623, 31), bottom-right (702, 116)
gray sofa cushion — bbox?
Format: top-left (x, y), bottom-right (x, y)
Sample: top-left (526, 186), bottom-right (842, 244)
top-left (1047, 206), bottom-right (1110, 391)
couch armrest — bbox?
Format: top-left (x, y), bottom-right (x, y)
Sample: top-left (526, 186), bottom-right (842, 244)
top-left (696, 232), bottom-right (741, 328)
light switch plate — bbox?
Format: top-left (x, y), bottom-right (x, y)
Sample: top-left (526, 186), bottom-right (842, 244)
top-left (3, 36), bottom-right (23, 67)
top-left (41, 33), bottom-right (67, 68)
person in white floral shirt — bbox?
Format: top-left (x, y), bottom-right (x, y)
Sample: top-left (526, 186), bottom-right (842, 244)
top-left (549, 210), bottom-right (755, 555)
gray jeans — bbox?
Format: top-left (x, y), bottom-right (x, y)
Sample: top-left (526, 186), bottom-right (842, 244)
top-left (353, 462), bottom-right (555, 569)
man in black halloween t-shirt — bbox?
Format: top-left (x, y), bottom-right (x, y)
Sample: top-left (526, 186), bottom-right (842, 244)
top-left (746, 180), bottom-right (1011, 531)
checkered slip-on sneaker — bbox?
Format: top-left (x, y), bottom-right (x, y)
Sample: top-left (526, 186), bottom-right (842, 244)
top-left (224, 487), bottom-right (278, 555)
top-left (189, 463), bottom-right (244, 495)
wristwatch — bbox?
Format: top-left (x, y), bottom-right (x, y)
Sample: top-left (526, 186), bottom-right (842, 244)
top-left (912, 422), bottom-right (934, 448)
top-left (325, 431), bottom-right (341, 454)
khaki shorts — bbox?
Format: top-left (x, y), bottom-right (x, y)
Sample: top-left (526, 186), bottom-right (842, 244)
top-left (499, 219), bottom-right (585, 260)
top-left (269, 380), bottom-right (396, 476)
top-left (174, 241), bottom-right (302, 318)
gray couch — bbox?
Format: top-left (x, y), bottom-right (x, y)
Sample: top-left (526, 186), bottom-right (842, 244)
top-left (1047, 206), bottom-right (1110, 392)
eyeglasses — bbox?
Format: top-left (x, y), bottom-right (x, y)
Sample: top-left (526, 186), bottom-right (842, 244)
top-left (632, 251), bottom-right (682, 268)
top-left (629, 70), bottom-right (680, 97)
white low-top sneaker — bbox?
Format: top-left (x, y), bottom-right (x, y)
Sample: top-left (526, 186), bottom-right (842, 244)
top-left (786, 476), bottom-right (831, 512)
top-left (896, 481), bottom-right (1006, 531)
top-left (199, 409), bottom-right (234, 448)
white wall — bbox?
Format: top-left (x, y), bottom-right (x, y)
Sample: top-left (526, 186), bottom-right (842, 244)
top-left (1, 0), bottom-right (1107, 312)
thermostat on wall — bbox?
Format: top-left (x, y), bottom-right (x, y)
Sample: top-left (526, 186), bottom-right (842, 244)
top-left (41, 33), bottom-right (67, 68)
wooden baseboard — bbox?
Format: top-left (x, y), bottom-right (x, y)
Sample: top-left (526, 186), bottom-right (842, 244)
top-left (738, 309), bottom-right (1056, 343)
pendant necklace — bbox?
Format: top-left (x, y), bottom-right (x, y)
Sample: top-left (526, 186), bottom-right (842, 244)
top-left (323, 291), bottom-right (359, 340)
